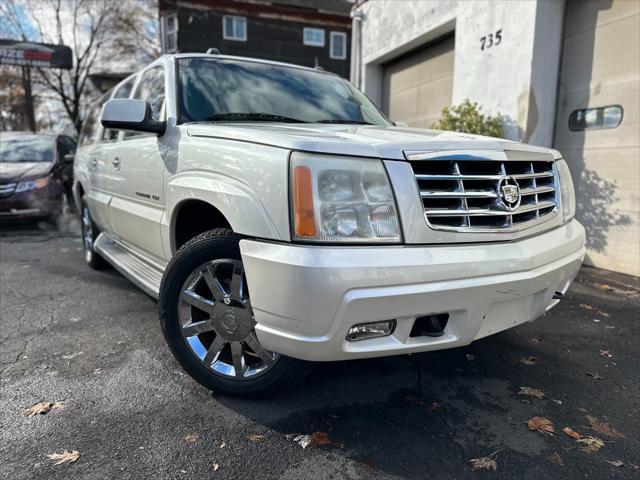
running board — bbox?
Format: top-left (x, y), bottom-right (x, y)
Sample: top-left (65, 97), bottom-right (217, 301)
top-left (94, 233), bottom-right (166, 299)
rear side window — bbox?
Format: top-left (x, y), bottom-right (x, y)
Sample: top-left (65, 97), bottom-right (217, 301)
top-left (133, 65), bottom-right (165, 121)
top-left (103, 77), bottom-right (137, 142)
top-left (569, 105), bottom-right (623, 131)
top-left (125, 65), bottom-right (165, 138)
top-left (79, 106), bottom-right (99, 146)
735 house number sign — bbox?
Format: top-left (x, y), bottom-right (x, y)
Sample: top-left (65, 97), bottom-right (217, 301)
top-left (480, 29), bottom-right (502, 50)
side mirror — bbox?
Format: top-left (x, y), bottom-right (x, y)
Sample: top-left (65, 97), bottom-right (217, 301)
top-left (63, 153), bottom-right (75, 164)
top-left (100, 99), bottom-right (166, 135)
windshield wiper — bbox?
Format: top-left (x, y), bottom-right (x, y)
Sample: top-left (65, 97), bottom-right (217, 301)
top-left (204, 113), bottom-right (305, 123)
top-left (315, 119), bottom-right (374, 125)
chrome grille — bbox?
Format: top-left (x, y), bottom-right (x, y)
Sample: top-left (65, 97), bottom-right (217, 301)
top-left (409, 159), bottom-right (558, 232)
top-left (0, 182), bottom-right (17, 199)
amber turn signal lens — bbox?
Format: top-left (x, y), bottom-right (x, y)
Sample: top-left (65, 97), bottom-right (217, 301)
top-left (293, 165), bottom-right (316, 237)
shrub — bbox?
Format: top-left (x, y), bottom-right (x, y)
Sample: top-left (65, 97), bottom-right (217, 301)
top-left (431, 99), bottom-right (504, 138)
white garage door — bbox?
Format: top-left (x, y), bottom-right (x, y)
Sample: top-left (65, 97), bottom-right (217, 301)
top-left (381, 35), bottom-right (454, 128)
top-left (554, 0), bottom-right (640, 276)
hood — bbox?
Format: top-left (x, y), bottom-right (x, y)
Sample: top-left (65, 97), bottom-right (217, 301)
top-left (187, 124), bottom-right (558, 160)
top-left (0, 162), bottom-right (53, 183)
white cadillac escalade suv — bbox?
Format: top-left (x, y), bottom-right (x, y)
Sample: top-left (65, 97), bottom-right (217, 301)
top-left (74, 53), bottom-right (585, 396)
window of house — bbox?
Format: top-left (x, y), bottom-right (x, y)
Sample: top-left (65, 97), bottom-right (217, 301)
top-left (569, 105), bottom-right (623, 131)
top-left (303, 27), bottom-right (325, 47)
top-left (223, 15), bottom-right (247, 41)
top-left (124, 66), bottom-right (165, 138)
top-left (330, 31), bottom-right (347, 60)
top-left (162, 14), bottom-right (178, 53)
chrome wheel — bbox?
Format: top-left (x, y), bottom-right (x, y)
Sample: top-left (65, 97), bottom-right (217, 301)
top-left (82, 205), bottom-right (93, 263)
top-left (179, 259), bottom-right (278, 380)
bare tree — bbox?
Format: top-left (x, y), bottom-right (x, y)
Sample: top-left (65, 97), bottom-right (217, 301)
top-left (0, 65), bottom-right (28, 131)
top-left (0, 0), bottom-right (160, 135)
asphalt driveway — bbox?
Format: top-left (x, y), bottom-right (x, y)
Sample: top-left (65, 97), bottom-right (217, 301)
top-left (0, 222), bottom-right (638, 479)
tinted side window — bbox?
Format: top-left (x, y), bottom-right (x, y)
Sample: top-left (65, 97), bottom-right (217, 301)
top-left (79, 106), bottom-right (99, 146)
top-left (125, 66), bottom-right (165, 138)
top-left (103, 77), bottom-right (137, 141)
top-left (57, 136), bottom-right (76, 160)
top-left (134, 65), bottom-right (165, 121)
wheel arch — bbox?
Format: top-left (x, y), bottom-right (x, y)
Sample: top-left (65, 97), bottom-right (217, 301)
top-left (167, 173), bottom-right (286, 255)
top-left (170, 199), bottom-right (233, 253)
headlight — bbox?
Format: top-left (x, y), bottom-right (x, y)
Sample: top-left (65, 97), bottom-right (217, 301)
top-left (15, 176), bottom-right (49, 193)
top-left (556, 159), bottom-right (575, 222)
top-left (290, 152), bottom-right (401, 243)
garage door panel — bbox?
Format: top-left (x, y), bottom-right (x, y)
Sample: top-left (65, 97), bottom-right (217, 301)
top-left (382, 35), bottom-right (454, 128)
top-left (554, 0), bottom-right (639, 276)
top-left (559, 14), bottom-right (640, 93)
top-left (555, 83), bottom-right (639, 149)
top-left (563, 0), bottom-right (639, 37)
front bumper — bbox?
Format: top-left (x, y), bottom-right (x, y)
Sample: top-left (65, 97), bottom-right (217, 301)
top-left (240, 220), bottom-right (586, 362)
top-left (0, 185), bottom-right (62, 219)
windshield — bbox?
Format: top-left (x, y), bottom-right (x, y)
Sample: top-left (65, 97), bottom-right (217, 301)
top-left (0, 136), bottom-right (55, 163)
top-left (177, 57), bottom-right (390, 125)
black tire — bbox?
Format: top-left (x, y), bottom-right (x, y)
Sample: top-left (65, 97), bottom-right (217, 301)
top-left (159, 228), bottom-right (311, 397)
top-left (80, 197), bottom-right (108, 270)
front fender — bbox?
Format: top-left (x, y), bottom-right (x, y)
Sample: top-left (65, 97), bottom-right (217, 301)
top-left (166, 171), bottom-right (286, 248)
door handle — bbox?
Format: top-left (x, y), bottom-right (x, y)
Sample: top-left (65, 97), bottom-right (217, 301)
top-left (112, 157), bottom-right (121, 168)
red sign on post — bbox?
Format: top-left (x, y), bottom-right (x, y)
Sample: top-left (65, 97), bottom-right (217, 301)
top-left (0, 40), bottom-right (73, 69)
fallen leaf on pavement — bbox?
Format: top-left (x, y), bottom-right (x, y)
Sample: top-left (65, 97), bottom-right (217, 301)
top-left (599, 350), bottom-right (613, 358)
top-left (184, 433), bottom-right (199, 445)
top-left (24, 401), bottom-right (64, 417)
top-left (526, 416), bottom-right (555, 435)
top-left (579, 304), bottom-right (610, 317)
top-left (218, 442), bottom-right (226, 449)
top-left (530, 337), bottom-right (542, 344)
top-left (46, 450), bottom-right (80, 465)
top-left (520, 356), bottom-right (537, 365)
top-left (309, 431), bottom-right (343, 448)
top-left (469, 451), bottom-right (499, 471)
top-left (212, 463), bottom-right (220, 471)
top-left (598, 284), bottom-right (613, 291)
top-left (607, 460), bottom-right (624, 467)
top-left (430, 402), bottom-right (441, 411)
top-left (291, 434), bottom-right (311, 449)
top-left (585, 372), bottom-right (603, 380)
top-left (518, 387), bottom-right (545, 399)
top-left (465, 354), bottom-right (475, 360)
top-left (246, 434), bottom-right (264, 442)
top-left (577, 436), bottom-right (605, 453)
top-left (585, 415), bottom-right (624, 439)
top-left (548, 452), bottom-right (564, 465)
top-left (563, 427), bottom-right (583, 440)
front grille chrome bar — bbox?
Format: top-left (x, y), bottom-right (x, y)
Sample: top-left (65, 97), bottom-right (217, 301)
top-left (425, 200), bottom-right (556, 217)
top-left (409, 157), bottom-right (559, 232)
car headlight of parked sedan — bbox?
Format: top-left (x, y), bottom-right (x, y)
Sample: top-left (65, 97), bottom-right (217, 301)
top-left (14, 176), bottom-right (50, 193)
top-left (290, 152), bottom-right (401, 243)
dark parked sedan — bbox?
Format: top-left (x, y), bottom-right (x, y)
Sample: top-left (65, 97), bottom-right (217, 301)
top-left (0, 132), bottom-right (76, 220)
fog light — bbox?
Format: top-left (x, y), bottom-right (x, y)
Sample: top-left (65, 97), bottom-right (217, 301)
top-left (346, 320), bottom-right (396, 341)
